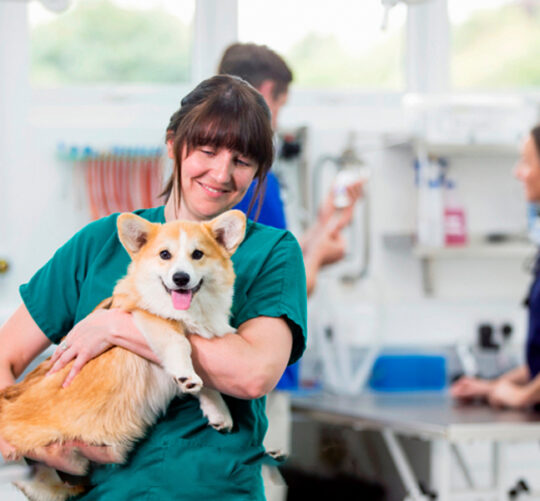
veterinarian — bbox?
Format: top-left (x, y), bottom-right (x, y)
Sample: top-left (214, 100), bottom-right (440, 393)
top-left (451, 124), bottom-right (540, 409)
top-left (219, 42), bottom-right (364, 296)
top-left (0, 75), bottom-right (307, 500)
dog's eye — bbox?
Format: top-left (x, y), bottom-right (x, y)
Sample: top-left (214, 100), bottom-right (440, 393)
top-left (191, 249), bottom-right (204, 260)
top-left (159, 250), bottom-right (172, 260)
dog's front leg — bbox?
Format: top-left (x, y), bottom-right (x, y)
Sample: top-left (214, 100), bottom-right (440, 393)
top-left (197, 388), bottom-right (233, 432)
top-left (132, 311), bottom-right (202, 394)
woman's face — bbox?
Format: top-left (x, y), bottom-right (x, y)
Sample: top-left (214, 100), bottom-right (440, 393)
top-left (515, 134), bottom-right (540, 203)
top-left (176, 145), bottom-right (258, 221)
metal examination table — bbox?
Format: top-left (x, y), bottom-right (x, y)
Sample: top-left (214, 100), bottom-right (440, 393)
top-left (292, 391), bottom-right (540, 501)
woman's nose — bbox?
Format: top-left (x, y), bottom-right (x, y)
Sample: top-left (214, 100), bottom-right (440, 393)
top-left (212, 153), bottom-right (234, 183)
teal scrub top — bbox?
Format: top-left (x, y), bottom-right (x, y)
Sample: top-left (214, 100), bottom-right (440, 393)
top-left (19, 206), bottom-right (307, 501)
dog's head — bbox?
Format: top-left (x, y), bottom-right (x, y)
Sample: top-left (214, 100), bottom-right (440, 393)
top-left (117, 210), bottom-right (246, 319)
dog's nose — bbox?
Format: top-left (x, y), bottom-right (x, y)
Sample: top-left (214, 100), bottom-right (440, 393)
top-left (172, 272), bottom-right (190, 288)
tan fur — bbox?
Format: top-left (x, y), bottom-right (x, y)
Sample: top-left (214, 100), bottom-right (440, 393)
top-left (0, 210), bottom-right (246, 501)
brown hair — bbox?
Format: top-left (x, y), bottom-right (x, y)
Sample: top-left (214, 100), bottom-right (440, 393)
top-left (218, 43), bottom-right (293, 98)
top-left (163, 75), bottom-right (274, 219)
top-left (532, 125), bottom-right (540, 156)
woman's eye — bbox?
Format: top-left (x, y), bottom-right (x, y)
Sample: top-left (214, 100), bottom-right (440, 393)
top-left (235, 157), bottom-right (252, 167)
top-left (160, 250), bottom-right (172, 260)
top-left (191, 249), bottom-right (204, 260)
top-left (201, 148), bottom-right (215, 156)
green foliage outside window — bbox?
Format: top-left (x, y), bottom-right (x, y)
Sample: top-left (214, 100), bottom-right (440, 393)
top-left (452, 3), bottom-right (540, 89)
top-left (31, 0), bottom-right (192, 85)
top-left (286, 32), bottom-right (404, 90)
top-left (31, 1), bottom-right (540, 90)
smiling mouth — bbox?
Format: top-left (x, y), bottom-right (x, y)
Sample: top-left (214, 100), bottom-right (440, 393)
top-left (198, 182), bottom-right (230, 194)
top-left (162, 279), bottom-right (203, 310)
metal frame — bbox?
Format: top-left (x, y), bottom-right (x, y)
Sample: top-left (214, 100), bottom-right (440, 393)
top-left (292, 393), bottom-right (540, 501)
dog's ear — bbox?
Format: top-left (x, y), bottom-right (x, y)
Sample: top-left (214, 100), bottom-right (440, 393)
top-left (117, 213), bottom-right (156, 256)
top-left (206, 210), bottom-right (246, 255)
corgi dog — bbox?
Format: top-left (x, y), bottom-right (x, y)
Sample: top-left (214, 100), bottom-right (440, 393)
top-left (0, 209), bottom-right (246, 501)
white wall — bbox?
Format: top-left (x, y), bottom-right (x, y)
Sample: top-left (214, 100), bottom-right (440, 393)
top-left (0, 1), bottom-right (534, 358)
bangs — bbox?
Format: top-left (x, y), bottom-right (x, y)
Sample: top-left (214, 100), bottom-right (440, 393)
top-left (179, 93), bottom-right (273, 170)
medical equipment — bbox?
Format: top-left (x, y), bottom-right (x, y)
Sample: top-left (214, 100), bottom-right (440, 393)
top-left (312, 132), bottom-right (371, 282)
top-left (57, 144), bottom-right (164, 220)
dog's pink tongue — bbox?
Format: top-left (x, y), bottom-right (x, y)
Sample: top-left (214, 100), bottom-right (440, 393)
top-left (172, 290), bottom-right (192, 310)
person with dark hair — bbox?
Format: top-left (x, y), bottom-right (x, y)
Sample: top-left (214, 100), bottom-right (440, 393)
top-left (451, 125), bottom-right (540, 409)
top-left (218, 42), bottom-right (363, 296)
top-left (218, 43), bottom-right (292, 130)
top-left (0, 75), bottom-right (307, 500)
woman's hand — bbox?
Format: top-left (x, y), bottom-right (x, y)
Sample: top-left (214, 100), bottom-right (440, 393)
top-left (0, 434), bottom-right (122, 473)
top-left (47, 308), bottom-right (133, 388)
top-left (450, 376), bottom-right (494, 401)
top-left (487, 379), bottom-right (528, 409)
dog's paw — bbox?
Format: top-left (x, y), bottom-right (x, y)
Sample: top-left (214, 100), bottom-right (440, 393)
top-left (266, 449), bottom-right (288, 461)
top-left (209, 414), bottom-right (233, 433)
top-left (176, 373), bottom-right (203, 394)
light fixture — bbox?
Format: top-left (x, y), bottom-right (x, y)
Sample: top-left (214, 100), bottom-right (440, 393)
top-left (381, 0), bottom-right (432, 30)
top-left (37, 0), bottom-right (72, 13)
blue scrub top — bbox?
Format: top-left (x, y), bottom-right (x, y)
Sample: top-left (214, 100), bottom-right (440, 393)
top-left (526, 254), bottom-right (540, 379)
top-left (234, 171), bottom-right (287, 230)
top-left (235, 171), bottom-right (301, 390)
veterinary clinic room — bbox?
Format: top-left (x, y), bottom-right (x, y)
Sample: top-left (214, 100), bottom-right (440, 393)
top-left (7, 0), bottom-right (540, 500)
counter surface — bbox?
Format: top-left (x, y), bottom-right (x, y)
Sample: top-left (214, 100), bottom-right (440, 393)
top-left (292, 391), bottom-right (540, 441)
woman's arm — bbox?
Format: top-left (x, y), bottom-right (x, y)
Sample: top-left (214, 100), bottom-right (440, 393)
top-left (188, 316), bottom-right (293, 399)
top-left (497, 364), bottom-right (530, 385)
top-left (0, 303), bottom-right (52, 389)
top-left (48, 309), bottom-right (293, 400)
top-left (451, 365), bottom-right (530, 402)
top-left (488, 368), bottom-right (540, 408)
top-left (0, 305), bottom-right (139, 466)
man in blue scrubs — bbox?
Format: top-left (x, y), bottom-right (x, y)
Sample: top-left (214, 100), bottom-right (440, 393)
top-left (219, 43), bottom-right (363, 297)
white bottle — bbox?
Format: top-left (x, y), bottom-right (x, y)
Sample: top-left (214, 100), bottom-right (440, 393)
top-left (416, 156), bottom-right (444, 247)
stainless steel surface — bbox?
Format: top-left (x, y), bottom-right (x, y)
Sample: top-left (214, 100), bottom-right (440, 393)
top-left (292, 391), bottom-right (540, 441)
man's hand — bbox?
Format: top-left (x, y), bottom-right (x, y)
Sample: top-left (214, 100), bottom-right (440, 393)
top-left (318, 180), bottom-right (364, 229)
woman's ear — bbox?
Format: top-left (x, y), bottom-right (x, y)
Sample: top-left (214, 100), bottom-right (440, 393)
top-left (206, 210), bottom-right (247, 256)
top-left (117, 213), bottom-right (156, 256)
top-left (166, 139), bottom-right (174, 159)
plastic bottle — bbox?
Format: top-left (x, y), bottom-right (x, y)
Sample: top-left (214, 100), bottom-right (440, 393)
top-left (416, 156), bottom-right (444, 247)
top-left (444, 180), bottom-right (467, 246)
top-left (333, 167), bottom-right (369, 209)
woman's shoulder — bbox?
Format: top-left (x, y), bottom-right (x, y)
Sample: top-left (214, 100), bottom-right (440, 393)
top-left (241, 220), bottom-right (299, 248)
top-left (232, 220), bottom-right (304, 281)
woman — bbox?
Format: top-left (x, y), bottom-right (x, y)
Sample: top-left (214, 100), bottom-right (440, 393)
top-left (0, 75), bottom-right (307, 500)
top-left (451, 125), bottom-right (540, 409)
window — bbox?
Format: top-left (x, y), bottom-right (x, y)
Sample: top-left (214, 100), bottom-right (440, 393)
top-left (29, 0), bottom-right (195, 85)
top-left (238, 0), bottom-right (406, 90)
top-left (450, 0), bottom-right (540, 90)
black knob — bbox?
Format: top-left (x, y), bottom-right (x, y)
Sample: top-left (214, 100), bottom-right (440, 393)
top-left (501, 323), bottom-right (513, 340)
top-left (478, 323), bottom-right (498, 350)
